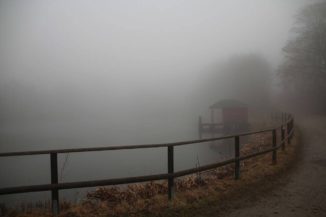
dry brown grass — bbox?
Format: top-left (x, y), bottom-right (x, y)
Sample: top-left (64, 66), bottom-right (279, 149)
top-left (2, 131), bottom-right (300, 217)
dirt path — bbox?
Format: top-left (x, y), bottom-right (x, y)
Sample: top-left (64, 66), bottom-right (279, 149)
top-left (221, 116), bottom-right (326, 217)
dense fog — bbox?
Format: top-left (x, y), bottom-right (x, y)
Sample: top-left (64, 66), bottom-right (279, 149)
top-left (0, 1), bottom-right (311, 144)
top-left (0, 0), bottom-right (321, 206)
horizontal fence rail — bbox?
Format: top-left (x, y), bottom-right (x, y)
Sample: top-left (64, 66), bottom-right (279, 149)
top-left (0, 127), bottom-right (282, 157)
top-left (0, 113), bottom-right (295, 215)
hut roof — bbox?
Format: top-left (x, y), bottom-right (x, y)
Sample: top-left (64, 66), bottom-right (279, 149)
top-left (210, 99), bottom-right (247, 109)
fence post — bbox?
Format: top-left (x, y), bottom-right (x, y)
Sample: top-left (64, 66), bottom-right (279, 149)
top-left (287, 122), bottom-right (291, 144)
top-left (234, 136), bottom-right (240, 180)
top-left (281, 126), bottom-right (285, 151)
top-left (50, 153), bottom-right (59, 215)
top-left (198, 116), bottom-right (202, 139)
top-left (168, 146), bottom-right (174, 200)
top-left (272, 130), bottom-right (277, 164)
top-left (290, 119), bottom-right (294, 142)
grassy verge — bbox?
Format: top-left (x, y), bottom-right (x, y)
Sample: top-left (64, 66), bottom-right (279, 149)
top-left (159, 127), bottom-right (302, 217)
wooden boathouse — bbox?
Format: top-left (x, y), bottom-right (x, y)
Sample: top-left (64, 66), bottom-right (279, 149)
top-left (198, 99), bottom-right (249, 138)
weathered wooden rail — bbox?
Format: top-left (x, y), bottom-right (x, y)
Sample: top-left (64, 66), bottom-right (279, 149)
top-left (0, 113), bottom-right (295, 215)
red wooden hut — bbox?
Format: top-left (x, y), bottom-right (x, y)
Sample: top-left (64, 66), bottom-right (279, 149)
top-left (210, 99), bottom-right (248, 129)
top-left (198, 99), bottom-right (249, 137)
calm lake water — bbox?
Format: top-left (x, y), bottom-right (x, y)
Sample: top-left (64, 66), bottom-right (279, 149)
top-left (0, 117), bottom-right (234, 206)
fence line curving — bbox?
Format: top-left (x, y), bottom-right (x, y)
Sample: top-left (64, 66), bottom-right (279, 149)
top-left (0, 113), bottom-right (295, 215)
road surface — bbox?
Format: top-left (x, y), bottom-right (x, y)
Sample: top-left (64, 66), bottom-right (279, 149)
top-left (221, 116), bottom-right (326, 217)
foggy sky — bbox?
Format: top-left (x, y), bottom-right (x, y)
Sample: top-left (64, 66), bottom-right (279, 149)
top-left (0, 0), bottom-right (313, 126)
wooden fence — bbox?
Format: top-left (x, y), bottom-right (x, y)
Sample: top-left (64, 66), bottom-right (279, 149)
top-left (0, 113), bottom-right (295, 215)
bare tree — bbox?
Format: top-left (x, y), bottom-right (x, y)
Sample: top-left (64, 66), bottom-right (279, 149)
top-left (197, 54), bottom-right (272, 111)
top-left (279, 2), bottom-right (326, 111)
top-left (222, 54), bottom-right (272, 109)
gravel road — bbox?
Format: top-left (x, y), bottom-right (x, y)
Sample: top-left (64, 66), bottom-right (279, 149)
top-left (222, 116), bottom-right (326, 217)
